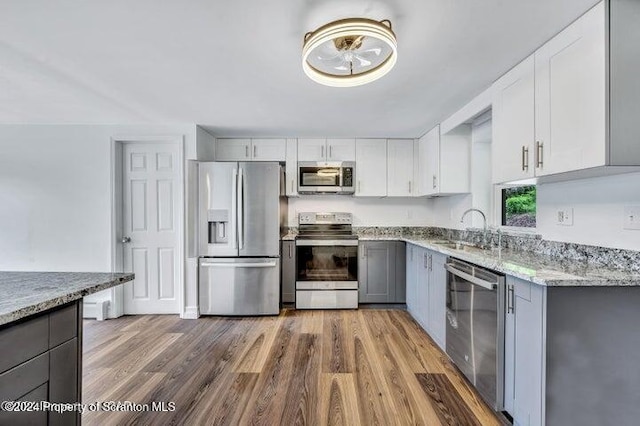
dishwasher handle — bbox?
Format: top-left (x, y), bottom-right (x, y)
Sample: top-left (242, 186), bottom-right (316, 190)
top-left (201, 262), bottom-right (277, 268)
top-left (445, 262), bottom-right (496, 291)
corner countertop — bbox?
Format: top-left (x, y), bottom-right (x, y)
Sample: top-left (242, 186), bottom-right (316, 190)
top-left (0, 272), bottom-right (134, 326)
top-left (360, 236), bottom-right (640, 287)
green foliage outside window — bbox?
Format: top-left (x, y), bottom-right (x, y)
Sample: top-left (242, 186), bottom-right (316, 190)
top-left (503, 186), bottom-right (536, 227)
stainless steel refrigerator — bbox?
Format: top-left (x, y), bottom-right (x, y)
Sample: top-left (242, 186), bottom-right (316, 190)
top-left (198, 162), bottom-right (286, 315)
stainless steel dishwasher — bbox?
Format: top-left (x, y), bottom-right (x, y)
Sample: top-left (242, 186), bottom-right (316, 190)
top-left (445, 258), bottom-right (505, 411)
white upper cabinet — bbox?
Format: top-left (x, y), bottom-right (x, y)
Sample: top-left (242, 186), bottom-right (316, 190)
top-left (251, 139), bottom-right (287, 161)
top-left (492, 55), bottom-right (536, 183)
top-left (421, 126), bottom-right (440, 196)
top-left (355, 139), bottom-right (387, 197)
top-left (387, 139), bottom-right (415, 197)
top-left (297, 138), bottom-right (355, 161)
top-left (416, 125), bottom-right (470, 196)
top-left (327, 139), bottom-right (356, 161)
top-left (215, 138), bottom-right (252, 161)
top-left (534, 1), bottom-right (605, 176)
top-left (297, 138), bottom-right (326, 161)
top-left (215, 138), bottom-right (285, 162)
top-left (492, 1), bottom-right (640, 183)
top-left (285, 138), bottom-right (298, 197)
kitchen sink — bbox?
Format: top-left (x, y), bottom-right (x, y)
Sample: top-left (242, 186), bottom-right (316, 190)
top-left (435, 240), bottom-right (489, 253)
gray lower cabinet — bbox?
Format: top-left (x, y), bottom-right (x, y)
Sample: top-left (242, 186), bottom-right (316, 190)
top-left (358, 241), bottom-right (406, 303)
top-left (405, 243), bottom-right (447, 351)
top-left (427, 251), bottom-right (447, 349)
top-left (0, 301), bottom-right (81, 426)
top-left (281, 240), bottom-right (296, 303)
top-left (504, 278), bottom-right (640, 426)
top-left (406, 244), bottom-right (418, 315)
top-left (504, 276), bottom-right (545, 426)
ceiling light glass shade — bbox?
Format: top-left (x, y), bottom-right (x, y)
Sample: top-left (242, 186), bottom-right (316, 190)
top-left (302, 18), bottom-right (397, 87)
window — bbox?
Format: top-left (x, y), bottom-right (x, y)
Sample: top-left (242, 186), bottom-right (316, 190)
top-left (501, 185), bottom-right (536, 228)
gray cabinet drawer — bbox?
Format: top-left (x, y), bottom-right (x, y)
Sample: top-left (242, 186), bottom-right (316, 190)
top-left (0, 382), bottom-right (48, 426)
top-left (0, 351), bottom-right (49, 401)
top-left (49, 338), bottom-right (78, 426)
top-left (0, 315), bottom-right (49, 374)
top-left (49, 302), bottom-right (78, 348)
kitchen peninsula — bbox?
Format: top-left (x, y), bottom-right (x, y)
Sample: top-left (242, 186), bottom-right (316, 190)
top-left (0, 272), bottom-right (134, 425)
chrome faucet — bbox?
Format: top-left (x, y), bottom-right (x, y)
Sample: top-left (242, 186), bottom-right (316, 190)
top-left (460, 208), bottom-right (488, 248)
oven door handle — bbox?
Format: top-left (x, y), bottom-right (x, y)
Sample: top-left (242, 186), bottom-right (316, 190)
top-left (295, 239), bottom-right (359, 246)
top-left (445, 263), bottom-right (496, 290)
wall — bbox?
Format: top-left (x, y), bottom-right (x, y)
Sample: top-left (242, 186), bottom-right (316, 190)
top-left (0, 124), bottom-right (201, 317)
top-left (537, 172), bottom-right (640, 251)
top-left (288, 196), bottom-right (434, 227)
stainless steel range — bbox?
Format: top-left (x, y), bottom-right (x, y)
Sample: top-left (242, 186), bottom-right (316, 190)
top-left (295, 212), bottom-right (358, 309)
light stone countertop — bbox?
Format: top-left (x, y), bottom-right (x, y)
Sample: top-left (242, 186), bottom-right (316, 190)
top-left (0, 272), bottom-right (134, 326)
top-left (359, 236), bottom-right (640, 287)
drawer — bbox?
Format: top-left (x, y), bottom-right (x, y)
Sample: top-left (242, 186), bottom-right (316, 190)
top-left (0, 351), bottom-right (49, 401)
top-left (49, 338), bottom-right (79, 426)
top-left (0, 315), bottom-right (49, 374)
top-left (0, 382), bottom-right (48, 426)
top-left (49, 302), bottom-right (78, 348)
top-left (295, 290), bottom-right (358, 309)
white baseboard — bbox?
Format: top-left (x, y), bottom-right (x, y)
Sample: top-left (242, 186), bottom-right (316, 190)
top-left (83, 300), bottom-right (110, 321)
top-left (181, 306), bottom-right (200, 319)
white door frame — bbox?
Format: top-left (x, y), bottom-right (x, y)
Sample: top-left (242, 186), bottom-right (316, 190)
top-left (110, 135), bottom-right (185, 317)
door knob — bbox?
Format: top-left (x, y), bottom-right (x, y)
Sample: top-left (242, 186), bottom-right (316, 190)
top-left (121, 236), bottom-right (131, 243)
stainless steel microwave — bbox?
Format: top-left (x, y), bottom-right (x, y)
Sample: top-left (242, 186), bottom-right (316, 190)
top-left (297, 161), bottom-right (355, 194)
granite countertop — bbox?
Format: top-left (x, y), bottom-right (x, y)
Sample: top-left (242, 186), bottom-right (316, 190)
top-left (362, 236), bottom-right (640, 287)
top-left (0, 272), bottom-right (134, 326)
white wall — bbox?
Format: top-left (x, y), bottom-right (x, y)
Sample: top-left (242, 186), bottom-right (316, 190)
top-left (0, 124), bottom-right (201, 316)
top-left (537, 172), bottom-right (640, 250)
top-left (288, 196), bottom-right (434, 227)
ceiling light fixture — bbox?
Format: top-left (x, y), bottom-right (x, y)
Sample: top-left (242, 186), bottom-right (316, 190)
top-left (302, 18), bottom-right (397, 87)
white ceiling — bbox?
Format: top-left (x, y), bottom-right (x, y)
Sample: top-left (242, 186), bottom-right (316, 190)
top-left (1, 0), bottom-right (599, 138)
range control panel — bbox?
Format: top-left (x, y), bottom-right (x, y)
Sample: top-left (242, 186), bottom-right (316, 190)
top-left (298, 212), bottom-right (352, 225)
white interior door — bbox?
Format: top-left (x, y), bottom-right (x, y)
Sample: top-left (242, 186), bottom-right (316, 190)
top-left (122, 142), bottom-right (181, 314)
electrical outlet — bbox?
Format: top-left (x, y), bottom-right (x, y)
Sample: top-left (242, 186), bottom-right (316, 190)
top-left (556, 208), bottom-right (574, 226)
top-left (623, 206), bottom-right (640, 230)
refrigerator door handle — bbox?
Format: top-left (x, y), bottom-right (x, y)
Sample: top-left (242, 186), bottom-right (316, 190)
top-left (237, 167), bottom-right (245, 250)
top-left (231, 167), bottom-right (238, 249)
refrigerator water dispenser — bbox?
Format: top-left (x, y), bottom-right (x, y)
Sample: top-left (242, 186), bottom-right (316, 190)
top-left (208, 209), bottom-right (229, 244)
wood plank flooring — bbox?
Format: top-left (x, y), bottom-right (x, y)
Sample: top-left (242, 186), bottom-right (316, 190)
top-left (82, 309), bottom-right (503, 426)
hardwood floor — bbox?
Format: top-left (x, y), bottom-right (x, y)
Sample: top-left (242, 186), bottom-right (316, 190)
top-left (82, 309), bottom-right (503, 426)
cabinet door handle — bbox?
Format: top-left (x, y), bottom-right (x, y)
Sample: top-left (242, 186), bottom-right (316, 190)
top-left (429, 254), bottom-right (433, 271)
top-left (329, 145), bottom-right (333, 158)
top-left (358, 180), bottom-right (361, 193)
top-left (536, 141), bottom-right (543, 168)
top-left (290, 180), bottom-right (294, 193)
top-left (424, 254), bottom-right (428, 268)
top-left (321, 145), bottom-right (325, 159)
top-left (432, 175), bottom-right (437, 189)
top-left (253, 145), bottom-right (257, 158)
top-left (289, 244), bottom-right (293, 258)
top-left (245, 145), bottom-right (249, 158)
top-left (522, 146), bottom-right (529, 171)
top-left (408, 181), bottom-right (412, 194)
top-left (507, 285), bottom-right (515, 314)
top-left (362, 248), bottom-right (367, 259)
